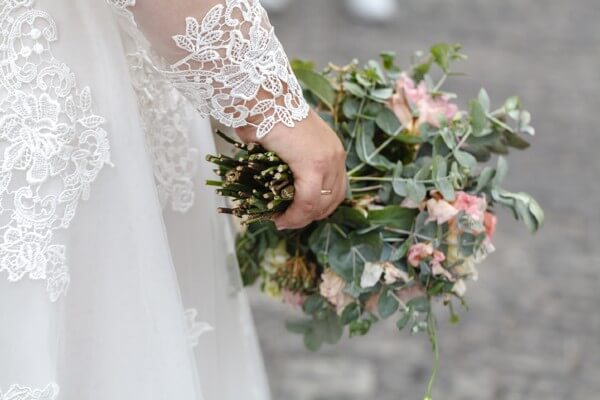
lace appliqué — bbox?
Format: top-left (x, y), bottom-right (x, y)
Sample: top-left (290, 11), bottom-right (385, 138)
top-left (105, 0), bottom-right (137, 26)
top-left (0, 1), bottom-right (112, 301)
top-left (166, 0), bottom-right (309, 139)
top-left (129, 52), bottom-right (198, 212)
top-left (184, 307), bottom-right (213, 348)
top-left (0, 383), bottom-right (59, 400)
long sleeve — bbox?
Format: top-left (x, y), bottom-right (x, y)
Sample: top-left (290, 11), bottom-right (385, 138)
top-left (108, 0), bottom-right (309, 139)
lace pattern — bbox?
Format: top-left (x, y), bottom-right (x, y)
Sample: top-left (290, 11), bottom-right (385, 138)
top-left (0, 1), bottom-right (112, 301)
top-left (0, 383), bottom-right (59, 400)
top-left (166, 0), bottom-right (309, 138)
top-left (129, 51), bottom-right (199, 212)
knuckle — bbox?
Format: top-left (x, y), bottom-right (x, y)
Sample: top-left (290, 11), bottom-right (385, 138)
top-left (300, 200), bottom-right (317, 214)
top-left (312, 156), bottom-right (329, 173)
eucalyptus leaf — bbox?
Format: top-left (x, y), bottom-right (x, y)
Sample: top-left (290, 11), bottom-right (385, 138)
top-left (376, 107), bottom-right (402, 136)
top-left (368, 206), bottom-right (418, 230)
top-left (378, 288), bottom-right (400, 319)
top-left (470, 100), bottom-right (489, 137)
top-left (293, 67), bottom-right (335, 110)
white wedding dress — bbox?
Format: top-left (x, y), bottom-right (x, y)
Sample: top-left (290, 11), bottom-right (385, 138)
top-left (0, 1), bottom-right (308, 399)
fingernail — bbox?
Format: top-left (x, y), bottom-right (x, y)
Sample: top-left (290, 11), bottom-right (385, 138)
top-left (276, 224), bottom-right (287, 231)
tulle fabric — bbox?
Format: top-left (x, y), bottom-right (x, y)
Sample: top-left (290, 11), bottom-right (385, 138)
top-left (0, 1), bottom-right (270, 399)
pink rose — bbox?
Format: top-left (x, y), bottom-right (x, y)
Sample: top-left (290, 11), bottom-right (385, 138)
top-left (319, 269), bottom-right (353, 313)
top-left (453, 192), bottom-right (487, 222)
top-left (426, 198), bottom-right (459, 224)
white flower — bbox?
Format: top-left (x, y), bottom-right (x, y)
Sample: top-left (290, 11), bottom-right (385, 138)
top-left (260, 240), bottom-right (289, 274)
top-left (452, 279), bottom-right (467, 297)
top-left (0, 93), bottom-right (70, 183)
top-left (360, 262), bottom-right (384, 288)
top-left (383, 262), bottom-right (410, 285)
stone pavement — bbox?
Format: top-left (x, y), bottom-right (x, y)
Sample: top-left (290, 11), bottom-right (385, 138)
top-left (248, 1), bottom-right (600, 399)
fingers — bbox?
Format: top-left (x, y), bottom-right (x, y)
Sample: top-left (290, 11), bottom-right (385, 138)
top-left (274, 165), bottom-right (347, 229)
top-left (273, 171), bottom-right (322, 230)
top-left (316, 167), bottom-right (347, 220)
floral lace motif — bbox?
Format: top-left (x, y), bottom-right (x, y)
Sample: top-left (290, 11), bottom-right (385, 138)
top-left (0, 1), bottom-right (112, 301)
top-left (0, 383), bottom-right (59, 400)
top-left (184, 307), bottom-right (214, 348)
top-left (105, 0), bottom-right (137, 26)
top-left (129, 51), bottom-right (198, 212)
top-left (166, 0), bottom-right (309, 139)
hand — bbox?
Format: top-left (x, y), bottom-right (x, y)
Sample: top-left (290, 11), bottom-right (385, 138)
top-left (236, 110), bottom-right (347, 230)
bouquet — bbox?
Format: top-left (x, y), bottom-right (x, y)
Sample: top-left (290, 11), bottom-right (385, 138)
top-left (207, 44), bottom-right (543, 398)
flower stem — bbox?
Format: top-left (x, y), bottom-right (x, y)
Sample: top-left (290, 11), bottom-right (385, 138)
top-left (423, 311), bottom-right (440, 400)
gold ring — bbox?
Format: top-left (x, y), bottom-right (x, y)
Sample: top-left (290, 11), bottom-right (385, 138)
top-left (320, 189), bottom-right (333, 196)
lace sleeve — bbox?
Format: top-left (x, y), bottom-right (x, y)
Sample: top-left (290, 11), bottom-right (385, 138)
top-left (112, 0), bottom-right (309, 139)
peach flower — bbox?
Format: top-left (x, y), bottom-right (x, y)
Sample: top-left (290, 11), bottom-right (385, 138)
top-left (484, 211), bottom-right (497, 240)
top-left (383, 262), bottom-right (410, 285)
top-left (426, 198), bottom-right (459, 224)
top-left (407, 243), bottom-right (446, 268)
top-left (453, 191), bottom-right (487, 222)
top-left (319, 269), bottom-right (353, 313)
top-left (389, 73), bottom-right (459, 134)
top-left (407, 242), bottom-right (435, 267)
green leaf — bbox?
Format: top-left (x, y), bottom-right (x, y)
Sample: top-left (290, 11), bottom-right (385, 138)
top-left (378, 288), bottom-right (400, 319)
top-left (375, 107), bottom-right (401, 136)
top-left (370, 87), bottom-right (394, 101)
top-left (330, 206), bottom-right (370, 229)
top-left (293, 67), bottom-right (335, 110)
top-left (433, 155), bottom-right (455, 200)
top-left (492, 156), bottom-right (508, 186)
top-left (349, 319), bottom-right (372, 337)
top-left (286, 319), bottom-right (312, 334)
top-left (390, 239), bottom-right (411, 261)
top-left (478, 89), bottom-right (490, 112)
top-left (430, 43), bottom-right (453, 73)
top-left (407, 296), bottom-right (431, 313)
top-left (504, 96), bottom-right (520, 111)
top-left (453, 149), bottom-right (478, 170)
top-left (368, 206), bottom-right (418, 230)
top-left (407, 179), bottom-right (426, 203)
top-left (394, 133), bottom-right (425, 144)
top-left (341, 303), bottom-right (361, 325)
top-left (328, 231), bottom-right (383, 282)
top-left (396, 308), bottom-right (412, 330)
top-left (475, 166), bottom-right (495, 193)
top-left (380, 51), bottom-right (396, 70)
top-left (303, 294), bottom-right (325, 314)
top-left (392, 161), bottom-right (407, 196)
top-left (344, 81), bottom-right (366, 97)
top-left (470, 99), bottom-right (489, 137)
top-left (356, 121), bottom-right (394, 170)
top-left (493, 189), bottom-right (544, 233)
top-left (300, 309), bottom-right (344, 351)
top-left (504, 131), bottom-right (531, 149)
top-left (342, 97), bottom-right (360, 119)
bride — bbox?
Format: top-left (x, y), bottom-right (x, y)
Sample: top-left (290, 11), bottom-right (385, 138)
top-left (0, 0), bottom-right (346, 399)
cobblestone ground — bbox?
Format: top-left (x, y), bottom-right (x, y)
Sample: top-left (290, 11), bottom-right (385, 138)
top-left (248, 1), bottom-right (600, 399)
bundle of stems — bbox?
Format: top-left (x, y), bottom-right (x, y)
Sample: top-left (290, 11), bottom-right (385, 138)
top-left (206, 131), bottom-right (295, 223)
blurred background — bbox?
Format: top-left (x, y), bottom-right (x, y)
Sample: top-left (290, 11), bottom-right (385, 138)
top-left (247, 1), bottom-right (600, 399)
